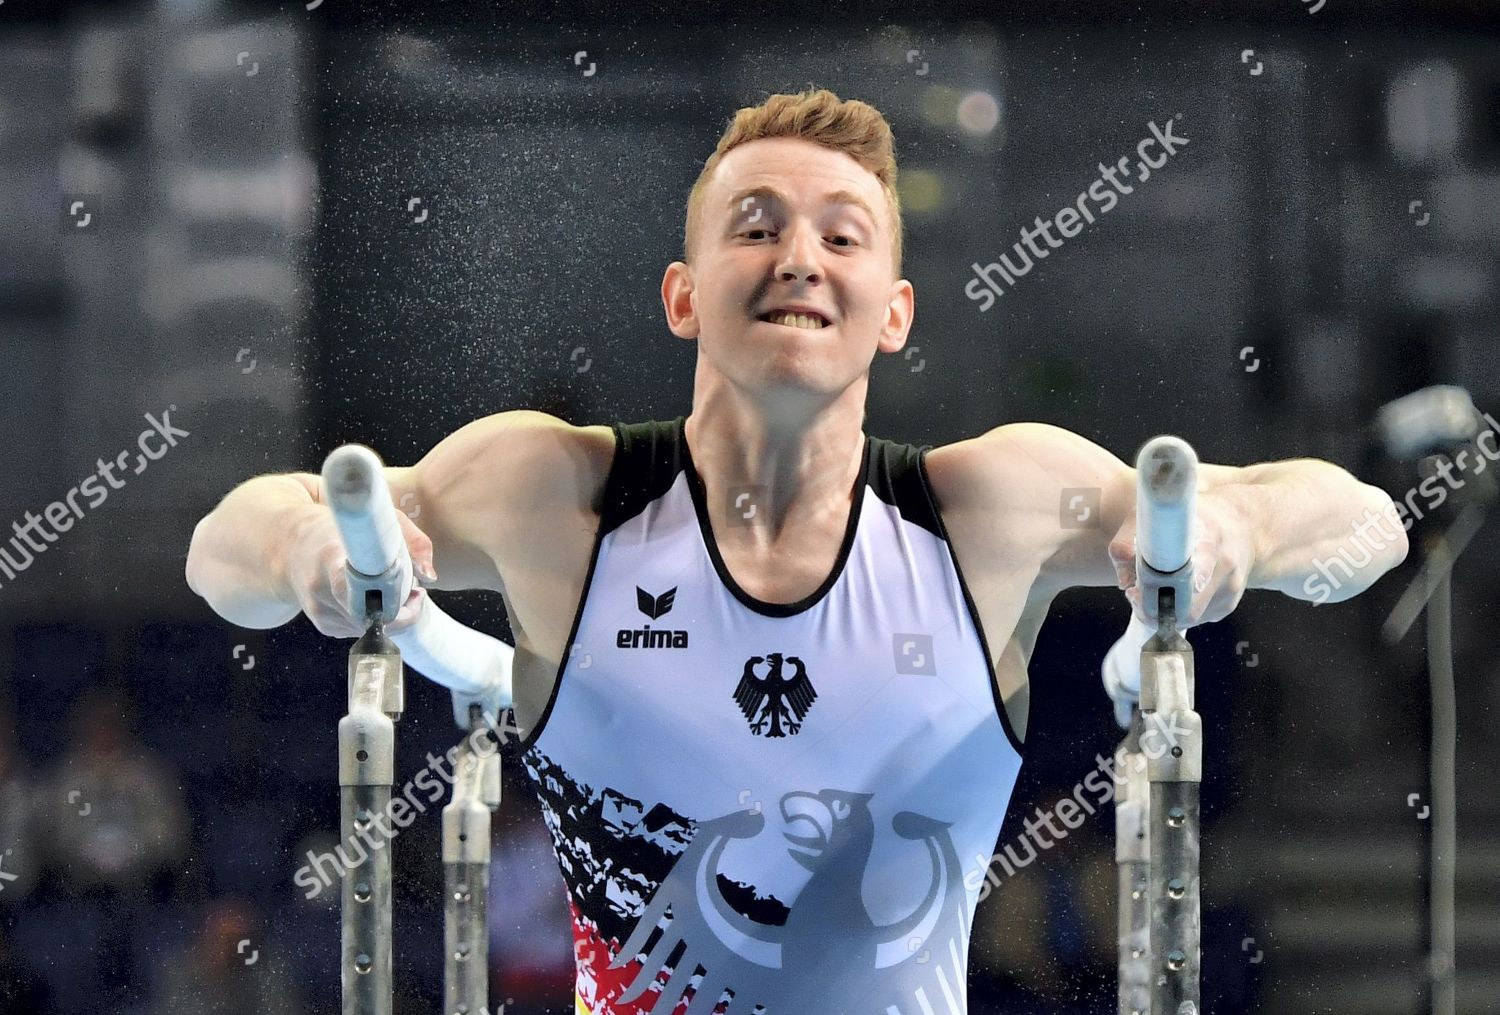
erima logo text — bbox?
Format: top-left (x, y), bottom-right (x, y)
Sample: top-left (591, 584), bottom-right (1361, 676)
top-left (618, 586), bottom-right (690, 649)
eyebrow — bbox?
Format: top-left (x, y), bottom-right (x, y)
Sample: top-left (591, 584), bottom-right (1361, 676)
top-left (726, 186), bottom-right (879, 230)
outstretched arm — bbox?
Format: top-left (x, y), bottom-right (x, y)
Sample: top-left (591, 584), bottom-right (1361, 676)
top-left (185, 410), bottom-right (559, 630)
top-left (942, 423), bottom-right (1409, 625)
top-left (1179, 457), bottom-right (1410, 611)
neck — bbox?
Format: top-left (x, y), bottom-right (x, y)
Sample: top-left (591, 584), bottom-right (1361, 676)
top-left (685, 376), bottom-right (866, 545)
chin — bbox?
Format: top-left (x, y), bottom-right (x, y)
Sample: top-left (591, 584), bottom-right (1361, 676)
top-left (753, 363), bottom-right (842, 401)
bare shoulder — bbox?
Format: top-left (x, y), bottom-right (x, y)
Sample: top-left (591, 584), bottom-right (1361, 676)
top-left (924, 421), bottom-right (1132, 598)
top-left (477, 410), bottom-right (615, 511)
top-left (398, 410), bottom-right (615, 591)
top-left (417, 409), bottom-right (613, 510)
top-left (926, 421), bottom-right (1135, 599)
top-left (923, 422), bottom-right (1083, 534)
top-left (920, 426), bottom-right (1064, 614)
top-left (482, 411), bottom-right (616, 576)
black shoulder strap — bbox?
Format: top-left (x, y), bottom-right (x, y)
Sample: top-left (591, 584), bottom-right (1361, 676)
top-left (597, 416), bottom-right (688, 538)
top-left (866, 435), bottom-right (944, 539)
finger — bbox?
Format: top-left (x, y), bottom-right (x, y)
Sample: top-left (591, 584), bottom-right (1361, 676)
top-left (1109, 536), bottom-right (1136, 586)
top-left (328, 559), bottom-right (349, 599)
top-left (396, 510), bottom-right (437, 582)
top-left (1188, 586), bottom-right (1211, 626)
top-left (1202, 576), bottom-right (1247, 625)
top-left (315, 584), bottom-right (365, 639)
top-left (1107, 535), bottom-right (1136, 567)
top-left (1186, 564), bottom-right (1214, 625)
top-left (309, 600), bottom-right (362, 639)
top-left (317, 570), bottom-right (360, 636)
top-left (389, 587), bottom-right (427, 633)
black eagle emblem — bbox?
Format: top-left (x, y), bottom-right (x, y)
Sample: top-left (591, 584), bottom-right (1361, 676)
top-left (733, 653), bottom-right (817, 737)
top-left (636, 585), bottom-right (676, 619)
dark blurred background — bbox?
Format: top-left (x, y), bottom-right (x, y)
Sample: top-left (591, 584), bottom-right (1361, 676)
top-left (1, 0), bottom-right (1497, 1012)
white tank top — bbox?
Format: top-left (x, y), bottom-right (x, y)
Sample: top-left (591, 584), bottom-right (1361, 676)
top-left (516, 415), bottom-right (1026, 1015)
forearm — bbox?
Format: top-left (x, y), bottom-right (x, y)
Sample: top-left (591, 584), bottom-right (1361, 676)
top-left (1209, 459), bottom-right (1409, 603)
top-left (185, 473), bottom-right (325, 628)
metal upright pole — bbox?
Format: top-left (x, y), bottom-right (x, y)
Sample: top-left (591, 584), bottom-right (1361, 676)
top-left (1106, 435), bottom-right (1202, 1015)
top-left (1141, 588), bottom-right (1201, 1015)
top-left (340, 600), bottom-right (404, 1015)
top-left (321, 442), bottom-right (517, 1015)
top-left (1426, 566), bottom-right (1457, 1015)
top-left (443, 705), bottom-right (502, 1015)
top-left (1116, 715), bottom-right (1152, 1015)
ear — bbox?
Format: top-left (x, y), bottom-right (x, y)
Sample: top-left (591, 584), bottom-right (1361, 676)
top-left (662, 261), bottom-right (700, 339)
top-left (876, 277), bottom-right (915, 354)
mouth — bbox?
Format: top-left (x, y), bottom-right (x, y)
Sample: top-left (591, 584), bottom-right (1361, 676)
top-left (756, 309), bottom-right (831, 331)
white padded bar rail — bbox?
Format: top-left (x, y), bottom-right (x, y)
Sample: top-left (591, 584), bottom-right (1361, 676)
top-left (320, 444), bottom-right (514, 722)
top-left (1135, 435), bottom-right (1198, 575)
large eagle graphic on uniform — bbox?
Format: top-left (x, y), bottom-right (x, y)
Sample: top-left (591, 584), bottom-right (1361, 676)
top-left (603, 788), bottom-right (972, 1015)
top-left (732, 653), bottom-right (817, 738)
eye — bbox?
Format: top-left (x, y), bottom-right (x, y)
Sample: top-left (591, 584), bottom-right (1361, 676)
top-left (833, 800), bottom-right (850, 819)
top-left (741, 229), bottom-right (774, 241)
top-left (828, 234), bottom-right (856, 247)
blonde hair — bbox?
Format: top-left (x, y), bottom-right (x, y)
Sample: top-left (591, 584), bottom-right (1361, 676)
top-left (683, 88), bottom-right (903, 277)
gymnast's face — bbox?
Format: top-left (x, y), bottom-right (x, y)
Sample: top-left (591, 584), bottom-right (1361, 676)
top-left (663, 138), bottom-right (913, 404)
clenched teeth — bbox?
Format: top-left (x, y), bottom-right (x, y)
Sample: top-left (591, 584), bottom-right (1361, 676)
top-left (764, 311), bottom-right (826, 330)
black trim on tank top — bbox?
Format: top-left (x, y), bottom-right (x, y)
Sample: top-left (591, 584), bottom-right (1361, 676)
top-left (597, 416), bottom-right (691, 538)
top-left (518, 416), bottom-right (1027, 760)
top-left (913, 444), bottom-right (1028, 758)
top-left (681, 415), bottom-right (870, 619)
top-left (865, 435), bottom-right (944, 538)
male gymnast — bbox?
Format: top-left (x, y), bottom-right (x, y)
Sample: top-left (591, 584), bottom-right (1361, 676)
top-left (187, 88), bottom-right (1408, 1015)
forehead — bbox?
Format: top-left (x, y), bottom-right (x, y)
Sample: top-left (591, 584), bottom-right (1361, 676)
top-left (706, 137), bottom-right (885, 222)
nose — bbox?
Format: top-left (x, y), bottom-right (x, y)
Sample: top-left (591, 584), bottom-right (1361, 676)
top-left (775, 219), bottom-right (822, 285)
